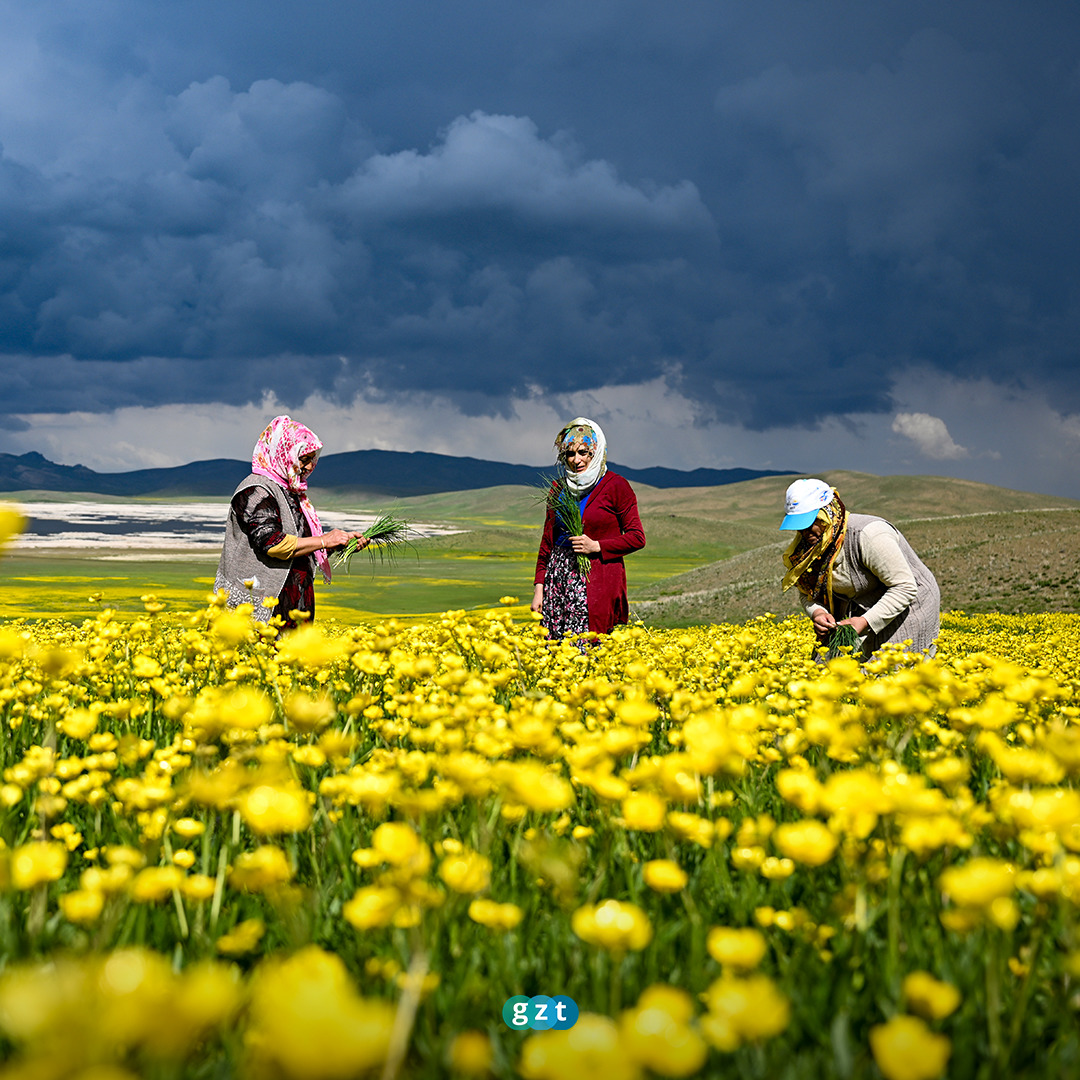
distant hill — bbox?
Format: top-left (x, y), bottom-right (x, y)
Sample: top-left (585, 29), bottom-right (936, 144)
top-left (629, 470), bottom-right (1080, 624)
top-left (0, 450), bottom-right (794, 498)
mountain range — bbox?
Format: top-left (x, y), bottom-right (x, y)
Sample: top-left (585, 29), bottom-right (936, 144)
top-left (0, 450), bottom-right (794, 498)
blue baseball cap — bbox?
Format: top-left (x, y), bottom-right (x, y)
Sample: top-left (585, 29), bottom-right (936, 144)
top-left (779, 479), bottom-right (833, 530)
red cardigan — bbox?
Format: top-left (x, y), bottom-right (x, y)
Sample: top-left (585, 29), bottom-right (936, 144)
top-left (533, 471), bottom-right (646, 634)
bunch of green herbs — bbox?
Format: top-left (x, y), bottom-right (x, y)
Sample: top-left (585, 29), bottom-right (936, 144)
top-left (535, 476), bottom-right (591, 578)
top-left (332, 512), bottom-right (413, 572)
top-left (824, 621), bottom-right (865, 660)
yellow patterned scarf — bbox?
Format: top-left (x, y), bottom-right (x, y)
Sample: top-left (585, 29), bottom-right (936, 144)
top-left (781, 492), bottom-right (848, 613)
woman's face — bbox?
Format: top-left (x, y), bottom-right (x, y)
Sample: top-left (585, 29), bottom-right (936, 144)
top-left (299, 451), bottom-right (318, 478)
top-left (802, 518), bottom-right (826, 543)
top-left (563, 441), bottom-right (594, 473)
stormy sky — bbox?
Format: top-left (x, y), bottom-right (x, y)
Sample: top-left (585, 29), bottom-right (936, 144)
top-left (2, 1), bottom-right (1079, 496)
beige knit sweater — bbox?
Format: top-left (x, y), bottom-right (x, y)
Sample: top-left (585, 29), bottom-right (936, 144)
top-left (803, 514), bottom-right (940, 655)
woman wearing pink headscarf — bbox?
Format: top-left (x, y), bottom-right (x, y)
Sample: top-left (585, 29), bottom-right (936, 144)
top-left (214, 416), bottom-right (368, 627)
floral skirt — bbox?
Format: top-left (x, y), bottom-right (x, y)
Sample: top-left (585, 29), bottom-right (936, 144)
top-left (541, 546), bottom-right (589, 640)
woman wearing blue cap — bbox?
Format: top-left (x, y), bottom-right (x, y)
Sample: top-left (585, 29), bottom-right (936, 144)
top-left (779, 479), bottom-right (940, 657)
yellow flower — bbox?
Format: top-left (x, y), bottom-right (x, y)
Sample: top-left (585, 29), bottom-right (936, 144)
top-left (130, 866), bottom-right (184, 902)
top-left (183, 874), bottom-right (217, 901)
top-left (572, 900), bottom-right (653, 952)
top-left (666, 811), bottom-right (714, 848)
top-left (343, 885), bottom-right (402, 930)
top-left (173, 817), bottom-right (206, 839)
top-left (621, 792), bottom-right (667, 832)
top-left (216, 918), bottom-right (265, 956)
top-left (245, 945), bottom-right (395, 1080)
top-left (939, 857), bottom-right (1015, 908)
top-left (621, 1011), bottom-right (706, 1078)
top-left (439, 851), bottom-right (492, 894)
top-left (635, 984), bottom-right (696, 1024)
top-left (230, 845), bottom-right (293, 891)
top-left (210, 610), bottom-right (254, 648)
top-left (616, 697), bottom-right (659, 727)
top-left (988, 895), bottom-right (1020, 931)
top-left (285, 691), bottom-right (336, 733)
top-left (900, 815), bottom-right (972, 857)
top-left (239, 783), bottom-right (312, 835)
top-left (187, 685), bottom-right (274, 739)
top-left (620, 985), bottom-right (706, 1078)
top-left (499, 762), bottom-right (574, 812)
top-left (706, 927), bottom-right (767, 970)
top-left (772, 820), bottom-right (838, 867)
top-left (902, 972), bottom-right (961, 1021)
top-left (164, 961), bottom-right (243, 1055)
top-left (276, 624), bottom-right (350, 668)
top-left (731, 845), bottom-right (766, 871)
top-left (11, 842), bottom-right (67, 889)
top-left (468, 899), bottom-right (524, 931)
top-left (292, 745), bottom-right (327, 767)
top-left (371, 821), bottom-right (431, 872)
top-left (448, 1030), bottom-right (494, 1075)
top-left (775, 769), bottom-right (823, 813)
top-left (132, 654), bottom-right (163, 678)
top-left (57, 708), bottom-right (98, 740)
top-left (105, 845), bottom-right (146, 869)
top-left (926, 757), bottom-right (970, 788)
top-left (870, 1015), bottom-right (950, 1080)
top-left (642, 859), bottom-right (688, 893)
top-left (760, 856), bottom-right (796, 880)
top-left (59, 888), bottom-right (105, 924)
top-left (701, 974), bottom-right (789, 1048)
top-left (520, 1014), bottom-right (641, 1080)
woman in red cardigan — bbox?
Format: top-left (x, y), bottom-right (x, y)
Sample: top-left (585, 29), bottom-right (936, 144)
top-left (531, 417), bottom-right (646, 638)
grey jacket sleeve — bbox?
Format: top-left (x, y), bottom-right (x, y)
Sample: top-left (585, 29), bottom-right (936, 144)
top-left (855, 521), bottom-right (918, 632)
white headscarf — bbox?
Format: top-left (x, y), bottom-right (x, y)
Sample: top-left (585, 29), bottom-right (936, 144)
top-left (556, 417), bottom-right (608, 496)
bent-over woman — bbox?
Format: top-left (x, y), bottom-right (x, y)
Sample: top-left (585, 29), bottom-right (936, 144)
top-left (779, 478), bottom-right (939, 657)
top-left (215, 415), bottom-right (367, 627)
top-left (531, 418), bottom-right (646, 638)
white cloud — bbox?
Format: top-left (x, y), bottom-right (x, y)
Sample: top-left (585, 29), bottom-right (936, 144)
top-left (339, 111), bottom-right (713, 232)
top-left (890, 412), bottom-right (968, 460)
top-left (5, 371), bottom-right (1079, 501)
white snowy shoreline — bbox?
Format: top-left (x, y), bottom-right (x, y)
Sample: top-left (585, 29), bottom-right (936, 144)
top-left (6, 502), bottom-right (459, 552)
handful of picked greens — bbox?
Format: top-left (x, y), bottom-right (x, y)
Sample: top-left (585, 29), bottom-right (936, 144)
top-left (535, 476), bottom-right (590, 578)
top-left (824, 622), bottom-right (864, 660)
top-left (332, 512), bottom-right (412, 572)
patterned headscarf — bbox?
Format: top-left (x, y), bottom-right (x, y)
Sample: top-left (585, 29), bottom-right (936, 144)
top-left (251, 415), bottom-right (331, 582)
top-left (556, 417), bottom-right (608, 496)
top-left (781, 490), bottom-right (848, 612)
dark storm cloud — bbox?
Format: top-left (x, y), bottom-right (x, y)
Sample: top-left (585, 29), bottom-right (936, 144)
top-left (1, 1), bottom-right (1078, 430)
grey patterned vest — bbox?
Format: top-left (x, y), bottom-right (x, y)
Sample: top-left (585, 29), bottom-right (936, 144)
top-left (213, 474), bottom-right (312, 623)
top-left (835, 514), bottom-right (940, 656)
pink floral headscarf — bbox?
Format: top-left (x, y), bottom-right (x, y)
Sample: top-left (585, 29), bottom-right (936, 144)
top-left (251, 415), bottom-right (331, 581)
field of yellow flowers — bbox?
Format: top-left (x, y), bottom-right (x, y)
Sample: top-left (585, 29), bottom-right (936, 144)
top-left (0, 597), bottom-right (1078, 1079)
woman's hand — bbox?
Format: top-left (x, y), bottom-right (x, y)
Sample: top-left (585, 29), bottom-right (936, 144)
top-left (811, 608), bottom-right (836, 643)
top-left (320, 529), bottom-right (356, 551)
top-left (570, 534), bottom-right (601, 555)
top-left (837, 615), bottom-right (869, 635)
top-left (531, 583), bottom-right (544, 613)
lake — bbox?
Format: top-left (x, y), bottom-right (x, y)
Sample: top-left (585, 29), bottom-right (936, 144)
top-left (8, 501), bottom-right (457, 555)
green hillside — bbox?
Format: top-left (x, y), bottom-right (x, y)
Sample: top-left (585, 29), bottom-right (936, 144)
top-left (631, 471), bottom-right (1080, 625)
